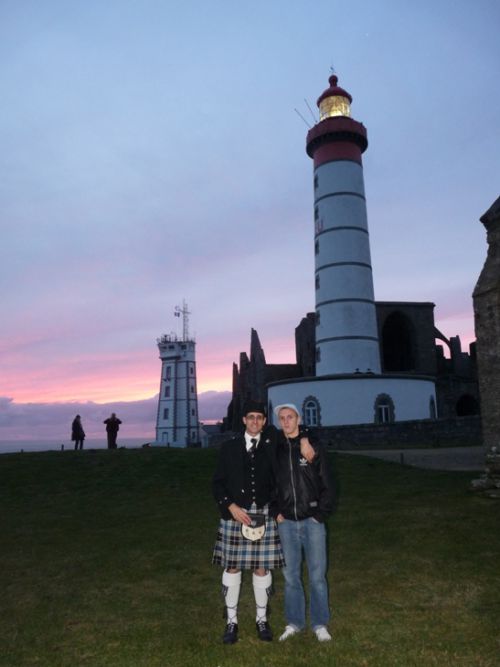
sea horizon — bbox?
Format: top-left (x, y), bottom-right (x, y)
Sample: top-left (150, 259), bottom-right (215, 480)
top-left (0, 437), bottom-right (155, 455)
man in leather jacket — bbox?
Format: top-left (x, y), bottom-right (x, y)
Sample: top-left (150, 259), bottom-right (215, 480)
top-left (274, 403), bottom-right (335, 642)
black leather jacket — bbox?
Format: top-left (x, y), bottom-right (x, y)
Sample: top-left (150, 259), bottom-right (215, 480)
top-left (276, 434), bottom-right (335, 523)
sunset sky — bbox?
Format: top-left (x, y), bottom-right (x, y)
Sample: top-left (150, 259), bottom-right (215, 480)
top-left (1, 1), bottom-right (499, 439)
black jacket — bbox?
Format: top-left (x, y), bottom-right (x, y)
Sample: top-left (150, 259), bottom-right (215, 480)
top-left (276, 434), bottom-right (335, 523)
top-left (212, 433), bottom-right (278, 519)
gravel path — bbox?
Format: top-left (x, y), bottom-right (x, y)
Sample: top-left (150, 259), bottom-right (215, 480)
top-left (339, 446), bottom-right (487, 471)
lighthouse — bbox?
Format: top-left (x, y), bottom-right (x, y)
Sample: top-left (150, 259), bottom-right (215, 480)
top-left (307, 74), bottom-right (381, 375)
top-left (155, 301), bottom-right (200, 447)
top-left (267, 73), bottom-right (436, 427)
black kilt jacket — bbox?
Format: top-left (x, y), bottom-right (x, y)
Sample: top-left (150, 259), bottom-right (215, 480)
top-left (212, 433), bottom-right (278, 519)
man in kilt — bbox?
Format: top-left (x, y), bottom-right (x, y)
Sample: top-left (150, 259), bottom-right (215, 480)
top-left (212, 400), bottom-right (284, 644)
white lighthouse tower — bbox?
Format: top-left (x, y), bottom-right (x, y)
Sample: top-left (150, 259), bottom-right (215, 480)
top-left (268, 73), bottom-right (436, 426)
top-left (308, 74), bottom-right (381, 375)
top-left (155, 301), bottom-right (200, 447)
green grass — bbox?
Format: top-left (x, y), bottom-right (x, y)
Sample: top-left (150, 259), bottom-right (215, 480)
top-left (0, 448), bottom-right (498, 666)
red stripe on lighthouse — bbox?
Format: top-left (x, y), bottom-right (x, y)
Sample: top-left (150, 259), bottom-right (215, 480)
top-left (313, 142), bottom-right (363, 167)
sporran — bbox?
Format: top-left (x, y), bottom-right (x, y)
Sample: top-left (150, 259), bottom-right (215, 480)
top-left (241, 513), bottom-right (266, 542)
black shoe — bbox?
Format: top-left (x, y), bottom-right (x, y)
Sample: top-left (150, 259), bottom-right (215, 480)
top-left (222, 622), bottom-right (238, 645)
top-left (256, 620), bottom-right (273, 641)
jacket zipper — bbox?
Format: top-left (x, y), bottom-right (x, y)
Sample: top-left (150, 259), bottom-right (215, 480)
top-left (287, 436), bottom-right (298, 520)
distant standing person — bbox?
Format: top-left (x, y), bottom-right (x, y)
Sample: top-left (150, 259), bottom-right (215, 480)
top-left (104, 413), bottom-right (122, 449)
top-left (71, 415), bottom-right (86, 450)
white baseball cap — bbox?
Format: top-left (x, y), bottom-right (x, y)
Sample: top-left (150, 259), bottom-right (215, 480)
top-left (274, 403), bottom-right (300, 417)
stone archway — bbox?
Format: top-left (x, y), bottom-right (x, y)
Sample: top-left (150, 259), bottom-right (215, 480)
top-left (381, 311), bottom-right (416, 371)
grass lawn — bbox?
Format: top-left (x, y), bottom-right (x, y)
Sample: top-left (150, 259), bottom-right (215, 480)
top-left (0, 447), bottom-right (498, 667)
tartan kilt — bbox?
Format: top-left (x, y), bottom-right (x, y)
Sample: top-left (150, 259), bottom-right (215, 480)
top-left (212, 503), bottom-right (285, 570)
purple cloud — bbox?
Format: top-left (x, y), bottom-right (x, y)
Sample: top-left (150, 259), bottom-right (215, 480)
top-left (0, 391), bottom-right (231, 441)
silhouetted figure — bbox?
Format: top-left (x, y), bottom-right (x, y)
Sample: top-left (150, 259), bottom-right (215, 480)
top-left (104, 413), bottom-right (122, 449)
top-left (71, 415), bottom-right (86, 450)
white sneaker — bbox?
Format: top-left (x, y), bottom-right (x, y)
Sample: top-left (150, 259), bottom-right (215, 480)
top-left (314, 625), bottom-right (332, 642)
top-left (279, 625), bottom-right (300, 641)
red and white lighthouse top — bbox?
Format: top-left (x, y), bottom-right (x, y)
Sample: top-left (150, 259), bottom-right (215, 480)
top-left (306, 73), bottom-right (367, 165)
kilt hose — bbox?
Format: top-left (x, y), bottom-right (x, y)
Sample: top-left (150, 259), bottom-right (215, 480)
top-left (212, 503), bottom-right (285, 570)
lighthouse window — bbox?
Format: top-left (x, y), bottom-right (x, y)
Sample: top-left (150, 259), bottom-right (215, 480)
top-left (315, 275), bottom-right (320, 290)
top-left (316, 310), bottom-right (320, 326)
top-left (303, 396), bottom-right (321, 427)
top-left (378, 404), bottom-right (390, 422)
top-left (315, 240), bottom-right (319, 255)
top-left (166, 366), bottom-right (171, 380)
top-left (314, 206), bottom-right (319, 221)
top-left (314, 174), bottom-right (318, 190)
top-left (319, 95), bottom-right (351, 120)
top-left (163, 408), bottom-right (169, 420)
top-left (374, 394), bottom-right (395, 423)
top-left (164, 386), bottom-right (170, 398)
top-left (316, 347), bottom-right (321, 362)
top-left (190, 365), bottom-right (194, 375)
top-left (190, 385), bottom-right (195, 394)
top-left (191, 408), bottom-right (196, 416)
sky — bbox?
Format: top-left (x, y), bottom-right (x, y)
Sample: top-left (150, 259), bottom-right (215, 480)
top-left (1, 0), bottom-right (499, 440)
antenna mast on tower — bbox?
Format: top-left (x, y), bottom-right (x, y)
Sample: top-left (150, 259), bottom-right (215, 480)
top-left (174, 299), bottom-right (191, 341)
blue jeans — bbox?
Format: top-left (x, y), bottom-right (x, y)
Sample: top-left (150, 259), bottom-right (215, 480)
top-left (278, 517), bottom-right (330, 629)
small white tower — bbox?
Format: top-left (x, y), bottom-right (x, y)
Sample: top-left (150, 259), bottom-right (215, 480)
top-left (155, 300), bottom-right (200, 447)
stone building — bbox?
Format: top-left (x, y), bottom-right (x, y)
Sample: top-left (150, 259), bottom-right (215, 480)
top-left (473, 196), bottom-right (500, 449)
top-left (226, 328), bottom-right (301, 431)
top-left (226, 301), bottom-right (479, 430)
top-left (471, 196), bottom-right (500, 496)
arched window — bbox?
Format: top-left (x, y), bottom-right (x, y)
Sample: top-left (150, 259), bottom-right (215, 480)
top-left (374, 393), bottom-right (395, 423)
top-left (302, 396), bottom-right (321, 427)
